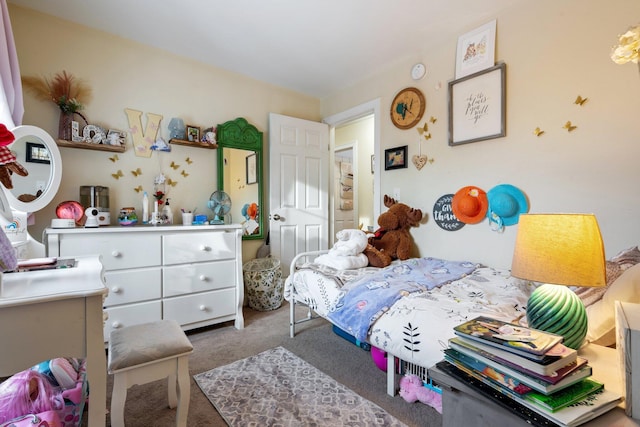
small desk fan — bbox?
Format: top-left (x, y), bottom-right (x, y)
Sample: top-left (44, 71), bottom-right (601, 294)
top-left (207, 190), bottom-right (231, 224)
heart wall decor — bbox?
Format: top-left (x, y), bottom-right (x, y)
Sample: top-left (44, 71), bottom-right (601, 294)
top-left (412, 155), bottom-right (428, 170)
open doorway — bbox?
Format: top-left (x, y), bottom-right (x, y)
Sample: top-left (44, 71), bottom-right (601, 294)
top-left (324, 100), bottom-right (380, 243)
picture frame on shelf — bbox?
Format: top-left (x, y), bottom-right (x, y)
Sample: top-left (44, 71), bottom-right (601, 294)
top-left (455, 19), bottom-right (496, 79)
top-left (25, 142), bottom-right (51, 164)
top-left (186, 125), bottom-right (200, 142)
top-left (246, 152), bottom-right (257, 184)
top-left (448, 63), bottom-right (506, 147)
top-left (384, 146), bottom-right (408, 170)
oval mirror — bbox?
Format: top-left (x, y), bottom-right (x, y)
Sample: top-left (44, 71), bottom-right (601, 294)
top-left (217, 118), bottom-right (264, 240)
top-left (1, 125), bottom-right (62, 214)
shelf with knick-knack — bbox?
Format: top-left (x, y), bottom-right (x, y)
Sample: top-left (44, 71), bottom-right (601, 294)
top-left (169, 138), bottom-right (218, 149)
top-left (56, 139), bottom-right (126, 153)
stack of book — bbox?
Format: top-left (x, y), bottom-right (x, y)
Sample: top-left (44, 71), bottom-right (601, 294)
top-left (443, 316), bottom-right (622, 427)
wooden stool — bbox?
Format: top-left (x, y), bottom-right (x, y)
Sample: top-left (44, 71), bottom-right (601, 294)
top-left (107, 319), bottom-right (194, 427)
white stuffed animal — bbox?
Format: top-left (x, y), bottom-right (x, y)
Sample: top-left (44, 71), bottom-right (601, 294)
top-left (329, 229), bottom-right (368, 256)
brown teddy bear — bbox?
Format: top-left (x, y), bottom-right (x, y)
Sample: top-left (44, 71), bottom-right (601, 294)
top-left (364, 195), bottom-right (423, 268)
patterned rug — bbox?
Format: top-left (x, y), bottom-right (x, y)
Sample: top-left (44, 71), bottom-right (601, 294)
top-left (193, 346), bottom-right (407, 426)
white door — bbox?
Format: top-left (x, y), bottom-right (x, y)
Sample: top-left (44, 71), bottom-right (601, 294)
top-left (269, 113), bottom-right (329, 276)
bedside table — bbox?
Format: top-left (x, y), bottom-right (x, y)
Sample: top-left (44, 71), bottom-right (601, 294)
top-left (428, 343), bottom-right (639, 427)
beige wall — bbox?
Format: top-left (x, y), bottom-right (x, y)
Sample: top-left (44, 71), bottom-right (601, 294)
top-left (8, 5), bottom-right (320, 261)
top-left (322, 0), bottom-right (640, 268)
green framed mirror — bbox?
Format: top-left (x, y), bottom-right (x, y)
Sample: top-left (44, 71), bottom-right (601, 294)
top-left (217, 118), bottom-right (264, 240)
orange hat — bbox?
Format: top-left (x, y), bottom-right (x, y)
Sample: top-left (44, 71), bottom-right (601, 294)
top-left (452, 186), bottom-right (488, 224)
top-left (0, 124), bottom-right (15, 147)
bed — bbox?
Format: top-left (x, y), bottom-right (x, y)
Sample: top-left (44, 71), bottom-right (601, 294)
top-left (285, 246), bottom-right (640, 396)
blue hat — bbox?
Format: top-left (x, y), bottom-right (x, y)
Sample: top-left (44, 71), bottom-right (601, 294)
top-left (486, 184), bottom-right (529, 227)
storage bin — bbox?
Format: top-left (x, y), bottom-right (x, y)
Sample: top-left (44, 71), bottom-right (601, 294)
top-left (243, 257), bottom-right (283, 311)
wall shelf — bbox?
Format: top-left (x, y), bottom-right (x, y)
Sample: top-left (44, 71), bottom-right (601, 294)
top-left (170, 138), bottom-right (218, 149)
top-left (56, 139), bottom-right (126, 153)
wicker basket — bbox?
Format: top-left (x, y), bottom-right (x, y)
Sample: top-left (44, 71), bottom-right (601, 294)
top-left (243, 257), bottom-right (283, 311)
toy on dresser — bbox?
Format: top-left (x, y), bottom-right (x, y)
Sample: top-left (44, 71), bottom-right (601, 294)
top-left (0, 358), bottom-right (87, 427)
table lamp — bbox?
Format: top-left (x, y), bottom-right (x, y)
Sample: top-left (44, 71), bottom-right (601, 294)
top-left (511, 213), bottom-right (606, 349)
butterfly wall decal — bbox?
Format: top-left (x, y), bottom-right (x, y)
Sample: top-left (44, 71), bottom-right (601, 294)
top-left (181, 170), bottom-right (189, 177)
top-left (563, 121), bottom-right (577, 132)
top-left (185, 157), bottom-right (193, 164)
top-left (574, 95), bottom-right (588, 106)
top-left (134, 185), bottom-right (143, 193)
top-left (416, 122), bottom-right (429, 135)
top-left (429, 116), bottom-right (437, 124)
top-left (166, 178), bottom-right (177, 187)
top-left (109, 154), bottom-right (119, 163)
top-left (131, 168), bottom-right (142, 177)
top-left (533, 127), bottom-right (545, 137)
top-left (112, 170), bottom-right (124, 180)
top-left (170, 161), bottom-right (180, 170)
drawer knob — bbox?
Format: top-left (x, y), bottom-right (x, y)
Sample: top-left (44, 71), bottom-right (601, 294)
top-left (199, 245), bottom-right (211, 252)
top-left (111, 250), bottom-right (122, 258)
top-left (111, 286), bottom-right (121, 293)
top-left (199, 274), bottom-right (207, 281)
top-left (112, 321), bottom-right (122, 329)
top-left (199, 305), bottom-right (207, 311)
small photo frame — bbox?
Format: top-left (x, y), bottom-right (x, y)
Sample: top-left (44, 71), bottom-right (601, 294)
top-left (448, 63), bottom-right (506, 146)
top-left (455, 19), bottom-right (497, 79)
top-left (186, 125), bottom-right (200, 142)
top-left (246, 152), bottom-right (257, 184)
top-left (384, 146), bottom-right (408, 170)
top-left (25, 142), bottom-right (50, 164)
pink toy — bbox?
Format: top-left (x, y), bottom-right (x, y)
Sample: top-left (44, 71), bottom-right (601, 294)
top-left (399, 374), bottom-right (442, 414)
top-left (0, 370), bottom-right (64, 424)
top-left (371, 346), bottom-right (387, 372)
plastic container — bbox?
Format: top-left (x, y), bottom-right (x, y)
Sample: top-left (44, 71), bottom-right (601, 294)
top-left (243, 257), bottom-right (283, 311)
top-left (142, 192), bottom-right (149, 223)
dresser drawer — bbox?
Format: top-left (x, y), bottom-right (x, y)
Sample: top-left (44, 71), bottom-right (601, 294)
top-left (162, 260), bottom-right (236, 297)
top-left (163, 288), bottom-right (236, 326)
top-left (163, 231), bottom-right (236, 265)
top-left (60, 233), bottom-right (161, 270)
top-left (104, 268), bottom-right (162, 307)
top-left (104, 300), bottom-right (162, 342)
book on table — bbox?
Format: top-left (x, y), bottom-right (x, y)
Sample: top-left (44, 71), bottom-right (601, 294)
top-left (437, 360), bottom-right (622, 427)
top-left (449, 336), bottom-right (582, 381)
top-left (523, 378), bottom-right (604, 412)
top-left (453, 316), bottom-right (564, 360)
top-left (444, 347), bottom-right (592, 395)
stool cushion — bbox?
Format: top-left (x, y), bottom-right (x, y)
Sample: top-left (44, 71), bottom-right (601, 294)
top-left (108, 320), bottom-right (193, 372)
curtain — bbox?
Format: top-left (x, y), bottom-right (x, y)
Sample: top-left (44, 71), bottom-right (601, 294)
top-left (0, 0), bottom-right (23, 128)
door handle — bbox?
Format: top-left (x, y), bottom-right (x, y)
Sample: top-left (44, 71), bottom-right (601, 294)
top-left (271, 213), bottom-right (281, 221)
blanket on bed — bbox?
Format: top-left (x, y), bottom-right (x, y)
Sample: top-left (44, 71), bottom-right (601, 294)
top-left (327, 257), bottom-right (478, 342)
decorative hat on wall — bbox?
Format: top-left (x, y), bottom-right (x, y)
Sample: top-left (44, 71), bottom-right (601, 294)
top-left (451, 186), bottom-right (488, 224)
top-left (486, 184), bottom-right (529, 231)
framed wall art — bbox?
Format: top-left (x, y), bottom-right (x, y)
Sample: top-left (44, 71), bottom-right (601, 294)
top-left (25, 142), bottom-right (51, 164)
top-left (455, 19), bottom-right (496, 79)
top-left (246, 152), bottom-right (257, 184)
top-left (384, 146), bottom-right (408, 170)
top-left (186, 125), bottom-right (200, 142)
top-left (448, 63), bottom-right (506, 147)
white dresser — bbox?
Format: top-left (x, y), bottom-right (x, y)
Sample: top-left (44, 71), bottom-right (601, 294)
top-left (45, 224), bottom-right (244, 342)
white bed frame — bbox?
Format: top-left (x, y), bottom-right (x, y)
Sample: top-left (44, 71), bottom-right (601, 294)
top-left (287, 250), bottom-right (403, 396)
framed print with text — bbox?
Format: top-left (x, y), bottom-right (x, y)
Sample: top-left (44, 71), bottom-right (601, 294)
top-left (448, 63), bottom-right (506, 146)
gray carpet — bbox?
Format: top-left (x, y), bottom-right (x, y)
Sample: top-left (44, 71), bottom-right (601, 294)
top-left (102, 302), bottom-right (442, 426)
top-left (194, 346), bottom-right (407, 426)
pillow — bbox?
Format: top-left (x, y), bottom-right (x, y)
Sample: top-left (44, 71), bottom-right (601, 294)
top-left (585, 262), bottom-right (640, 346)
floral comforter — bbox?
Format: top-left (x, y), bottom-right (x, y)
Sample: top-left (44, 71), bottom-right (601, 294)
top-left (285, 256), bottom-right (536, 370)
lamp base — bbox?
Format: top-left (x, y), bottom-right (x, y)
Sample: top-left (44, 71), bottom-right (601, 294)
top-left (526, 284), bottom-right (587, 350)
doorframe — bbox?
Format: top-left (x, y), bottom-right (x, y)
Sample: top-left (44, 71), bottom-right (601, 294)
top-left (332, 142), bottom-right (358, 239)
top-left (323, 98), bottom-right (381, 226)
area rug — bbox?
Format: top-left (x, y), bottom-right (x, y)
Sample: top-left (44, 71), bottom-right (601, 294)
top-left (193, 346), bottom-right (407, 426)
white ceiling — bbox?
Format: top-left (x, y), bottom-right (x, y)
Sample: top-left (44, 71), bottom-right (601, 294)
top-left (8, 0), bottom-right (525, 98)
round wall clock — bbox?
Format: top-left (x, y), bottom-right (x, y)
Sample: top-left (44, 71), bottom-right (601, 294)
top-left (390, 87), bottom-right (426, 130)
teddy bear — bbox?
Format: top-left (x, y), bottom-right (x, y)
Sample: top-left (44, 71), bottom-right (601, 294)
top-left (363, 195), bottom-right (423, 268)
top-left (399, 374), bottom-right (442, 414)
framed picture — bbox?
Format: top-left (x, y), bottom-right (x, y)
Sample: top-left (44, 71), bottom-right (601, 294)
top-left (455, 19), bottom-right (496, 79)
top-left (186, 125), bottom-right (200, 142)
top-left (384, 146), bottom-right (408, 170)
top-left (246, 152), bottom-right (257, 184)
top-left (25, 142), bottom-right (50, 164)
top-left (448, 63), bottom-right (506, 147)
